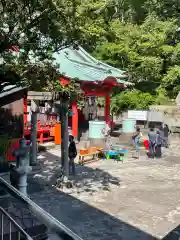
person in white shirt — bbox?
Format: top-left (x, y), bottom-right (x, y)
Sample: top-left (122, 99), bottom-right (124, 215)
top-left (102, 123), bottom-right (111, 149)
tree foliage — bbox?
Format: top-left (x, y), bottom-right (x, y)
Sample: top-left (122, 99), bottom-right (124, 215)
top-left (1, 0), bottom-right (180, 109)
top-left (93, 16), bottom-right (178, 96)
top-left (77, 0), bottom-right (180, 111)
top-left (0, 0), bottom-right (82, 92)
top-left (111, 90), bottom-right (154, 115)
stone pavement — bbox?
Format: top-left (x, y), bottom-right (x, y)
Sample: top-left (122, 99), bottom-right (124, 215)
top-left (27, 136), bottom-right (180, 240)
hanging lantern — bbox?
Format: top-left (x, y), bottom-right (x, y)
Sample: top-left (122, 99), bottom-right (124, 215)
top-left (60, 77), bottom-right (69, 86)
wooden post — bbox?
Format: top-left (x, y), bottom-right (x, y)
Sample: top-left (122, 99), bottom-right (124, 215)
top-left (105, 95), bottom-right (110, 124)
top-left (30, 100), bottom-right (38, 166)
top-left (72, 103), bottom-right (78, 140)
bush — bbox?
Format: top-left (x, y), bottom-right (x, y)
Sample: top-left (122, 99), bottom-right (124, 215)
top-left (111, 90), bottom-right (155, 115)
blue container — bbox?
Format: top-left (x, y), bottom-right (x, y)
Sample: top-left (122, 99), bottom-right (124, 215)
top-left (89, 121), bottom-right (106, 139)
top-left (122, 118), bottom-right (136, 133)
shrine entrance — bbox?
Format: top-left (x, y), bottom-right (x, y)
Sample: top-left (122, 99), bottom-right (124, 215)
top-left (66, 76), bottom-right (129, 141)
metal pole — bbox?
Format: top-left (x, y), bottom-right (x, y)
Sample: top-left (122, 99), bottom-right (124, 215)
top-left (30, 111), bottom-right (37, 166)
top-left (61, 100), bottom-right (69, 180)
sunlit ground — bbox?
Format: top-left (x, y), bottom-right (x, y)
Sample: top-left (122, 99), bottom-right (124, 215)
top-left (30, 136), bottom-right (180, 239)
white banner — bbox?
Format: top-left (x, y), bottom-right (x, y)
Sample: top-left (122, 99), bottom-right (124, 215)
top-left (128, 110), bottom-right (148, 121)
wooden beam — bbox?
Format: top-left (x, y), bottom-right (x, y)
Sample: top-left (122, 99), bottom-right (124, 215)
top-left (27, 91), bottom-right (58, 101)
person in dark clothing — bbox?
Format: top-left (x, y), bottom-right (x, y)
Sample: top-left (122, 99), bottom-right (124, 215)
top-left (148, 128), bottom-right (157, 158)
top-left (68, 135), bottom-right (77, 175)
top-left (159, 125), bottom-right (164, 139)
top-left (163, 124), bottom-right (170, 148)
top-left (148, 129), bottom-right (163, 158)
top-left (155, 130), bottom-right (162, 158)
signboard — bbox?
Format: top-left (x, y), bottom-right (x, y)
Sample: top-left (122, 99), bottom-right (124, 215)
top-left (128, 110), bottom-right (147, 121)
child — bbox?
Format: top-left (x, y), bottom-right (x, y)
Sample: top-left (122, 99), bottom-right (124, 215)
top-left (68, 135), bottom-right (77, 175)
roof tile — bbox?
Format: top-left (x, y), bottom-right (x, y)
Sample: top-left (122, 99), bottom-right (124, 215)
top-left (53, 46), bottom-right (131, 85)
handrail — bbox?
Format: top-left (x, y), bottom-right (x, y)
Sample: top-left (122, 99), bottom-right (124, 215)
top-left (0, 177), bottom-right (83, 240)
top-left (0, 206), bottom-right (33, 240)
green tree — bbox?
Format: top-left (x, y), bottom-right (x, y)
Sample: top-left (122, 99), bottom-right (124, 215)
top-left (0, 0), bottom-right (82, 90)
top-left (111, 90), bottom-right (155, 115)
top-left (78, 0), bottom-right (180, 101)
top-left (93, 16), bottom-right (178, 97)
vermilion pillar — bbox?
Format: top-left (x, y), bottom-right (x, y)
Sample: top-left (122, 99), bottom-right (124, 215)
top-left (105, 95), bottom-right (110, 124)
top-left (72, 103), bottom-right (78, 139)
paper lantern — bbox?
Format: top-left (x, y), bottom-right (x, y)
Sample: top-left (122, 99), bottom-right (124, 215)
top-left (60, 77), bottom-right (69, 86)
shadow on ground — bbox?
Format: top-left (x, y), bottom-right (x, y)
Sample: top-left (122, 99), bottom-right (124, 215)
top-left (27, 152), bottom-right (159, 240)
top-left (30, 152), bottom-right (121, 194)
top-left (28, 180), bottom-right (158, 240)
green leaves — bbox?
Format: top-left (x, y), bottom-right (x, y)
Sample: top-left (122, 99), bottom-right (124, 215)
top-left (111, 90), bottom-right (155, 115)
top-left (92, 15), bottom-right (180, 99)
top-left (162, 65), bottom-right (180, 97)
top-left (1, 0), bottom-right (180, 106)
top-left (0, 0), bottom-right (88, 93)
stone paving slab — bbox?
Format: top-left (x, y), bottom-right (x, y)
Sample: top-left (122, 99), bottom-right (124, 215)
top-left (27, 137), bottom-right (180, 240)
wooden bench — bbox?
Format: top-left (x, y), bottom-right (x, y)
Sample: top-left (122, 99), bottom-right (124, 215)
top-left (79, 147), bottom-right (103, 165)
top-left (24, 125), bottom-right (54, 143)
